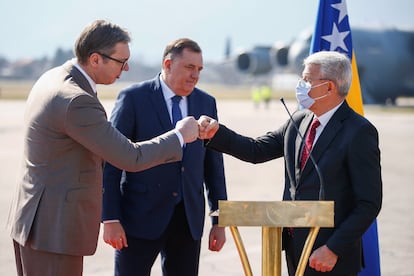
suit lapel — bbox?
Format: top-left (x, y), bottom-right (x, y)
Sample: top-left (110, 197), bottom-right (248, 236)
top-left (295, 113), bottom-right (313, 175)
top-left (149, 77), bottom-right (173, 131)
top-left (186, 90), bottom-right (198, 118)
top-left (63, 61), bottom-right (95, 96)
top-left (300, 102), bottom-right (350, 177)
top-left (311, 102), bottom-right (350, 163)
top-left (181, 90), bottom-right (199, 158)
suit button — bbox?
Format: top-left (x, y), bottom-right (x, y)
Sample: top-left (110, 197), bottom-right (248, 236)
top-left (172, 192), bottom-right (178, 197)
top-left (181, 167), bottom-right (185, 172)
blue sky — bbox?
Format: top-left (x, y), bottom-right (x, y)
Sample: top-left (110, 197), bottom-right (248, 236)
top-left (1, 0), bottom-right (413, 65)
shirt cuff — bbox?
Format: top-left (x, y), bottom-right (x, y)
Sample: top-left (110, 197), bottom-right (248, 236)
top-left (102, 219), bottom-right (120, 223)
top-left (174, 129), bottom-right (184, 147)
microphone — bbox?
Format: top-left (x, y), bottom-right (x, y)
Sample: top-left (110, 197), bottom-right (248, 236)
top-left (280, 98), bottom-right (325, 200)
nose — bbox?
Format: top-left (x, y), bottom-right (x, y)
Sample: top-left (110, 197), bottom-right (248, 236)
top-left (191, 69), bottom-right (200, 79)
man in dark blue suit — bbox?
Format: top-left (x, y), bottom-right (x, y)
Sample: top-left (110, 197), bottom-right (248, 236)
top-left (199, 51), bottom-right (382, 275)
top-left (102, 38), bottom-right (227, 276)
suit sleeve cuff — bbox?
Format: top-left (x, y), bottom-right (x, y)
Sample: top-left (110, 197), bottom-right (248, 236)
top-left (174, 129), bottom-right (184, 147)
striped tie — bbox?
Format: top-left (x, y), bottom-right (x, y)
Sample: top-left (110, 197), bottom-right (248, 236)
top-left (300, 118), bottom-right (320, 169)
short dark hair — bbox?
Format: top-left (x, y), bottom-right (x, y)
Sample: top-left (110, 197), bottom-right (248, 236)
top-left (162, 38), bottom-right (202, 62)
top-left (74, 20), bottom-right (131, 64)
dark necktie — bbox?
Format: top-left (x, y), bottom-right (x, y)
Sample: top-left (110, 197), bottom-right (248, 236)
top-left (300, 118), bottom-right (320, 169)
top-left (171, 95), bottom-right (183, 126)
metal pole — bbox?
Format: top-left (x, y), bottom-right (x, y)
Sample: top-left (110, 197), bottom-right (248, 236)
top-left (295, 227), bottom-right (320, 276)
top-left (229, 226), bottom-right (253, 276)
top-left (262, 226), bottom-right (282, 276)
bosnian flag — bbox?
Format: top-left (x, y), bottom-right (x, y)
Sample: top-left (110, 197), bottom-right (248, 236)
top-left (309, 1), bottom-right (381, 275)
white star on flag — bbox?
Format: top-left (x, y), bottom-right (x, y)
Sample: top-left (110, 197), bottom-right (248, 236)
top-left (321, 23), bottom-right (350, 52)
top-left (331, 0), bottom-right (348, 23)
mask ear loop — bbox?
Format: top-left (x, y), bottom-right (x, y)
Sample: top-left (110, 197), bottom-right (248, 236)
top-left (312, 81), bottom-right (331, 101)
top-left (310, 81), bottom-right (330, 89)
top-left (313, 93), bottom-right (330, 101)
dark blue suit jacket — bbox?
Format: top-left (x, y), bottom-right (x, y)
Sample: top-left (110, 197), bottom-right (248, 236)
top-left (206, 101), bottom-right (382, 275)
top-left (102, 76), bottom-right (227, 240)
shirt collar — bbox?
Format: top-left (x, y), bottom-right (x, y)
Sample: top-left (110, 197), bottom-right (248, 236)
top-left (159, 75), bottom-right (176, 102)
top-left (315, 101), bottom-right (344, 127)
top-left (159, 75), bottom-right (188, 103)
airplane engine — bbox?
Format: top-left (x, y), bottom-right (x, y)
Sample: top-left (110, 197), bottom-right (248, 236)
top-left (233, 27), bottom-right (414, 104)
top-left (235, 43), bottom-right (290, 75)
top-left (236, 46), bottom-right (273, 75)
top-left (271, 42), bottom-right (290, 67)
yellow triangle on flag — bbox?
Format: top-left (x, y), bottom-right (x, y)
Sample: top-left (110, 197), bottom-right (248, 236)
top-left (346, 51), bottom-right (364, 116)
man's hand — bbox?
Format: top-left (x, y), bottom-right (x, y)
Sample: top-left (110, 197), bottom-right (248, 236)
top-left (175, 116), bottom-right (199, 143)
top-left (103, 221), bottom-right (128, 250)
top-left (198, 115), bottom-right (219, 140)
top-left (309, 244), bottom-right (338, 272)
top-left (208, 224), bottom-right (226, 252)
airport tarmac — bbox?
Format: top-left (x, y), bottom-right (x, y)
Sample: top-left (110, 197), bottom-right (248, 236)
top-left (0, 99), bottom-right (413, 276)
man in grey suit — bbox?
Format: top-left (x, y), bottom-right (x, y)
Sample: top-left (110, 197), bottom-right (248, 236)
top-left (7, 19), bottom-right (199, 276)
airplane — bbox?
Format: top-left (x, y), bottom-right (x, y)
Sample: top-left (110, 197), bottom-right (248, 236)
top-left (234, 26), bottom-right (414, 104)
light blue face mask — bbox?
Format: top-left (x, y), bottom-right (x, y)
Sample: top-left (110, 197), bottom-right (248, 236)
top-left (295, 79), bottom-right (330, 109)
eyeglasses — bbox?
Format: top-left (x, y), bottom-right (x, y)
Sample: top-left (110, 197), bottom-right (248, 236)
top-left (97, 52), bottom-right (128, 70)
top-left (298, 78), bottom-right (330, 89)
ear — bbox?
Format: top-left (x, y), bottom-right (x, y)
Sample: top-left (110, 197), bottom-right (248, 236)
top-left (89, 53), bottom-right (100, 67)
top-left (163, 58), bottom-right (172, 72)
top-left (327, 80), bottom-right (333, 91)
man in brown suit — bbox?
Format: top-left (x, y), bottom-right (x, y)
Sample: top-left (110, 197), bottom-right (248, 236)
top-left (7, 19), bottom-right (199, 276)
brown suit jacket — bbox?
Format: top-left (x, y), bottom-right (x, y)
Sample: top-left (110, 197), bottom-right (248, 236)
top-left (7, 60), bottom-right (182, 256)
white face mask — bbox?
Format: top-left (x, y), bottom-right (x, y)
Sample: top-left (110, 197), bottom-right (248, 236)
top-left (295, 79), bottom-right (330, 109)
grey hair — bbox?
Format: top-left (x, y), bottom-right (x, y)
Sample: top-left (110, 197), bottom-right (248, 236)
top-left (304, 51), bottom-right (352, 97)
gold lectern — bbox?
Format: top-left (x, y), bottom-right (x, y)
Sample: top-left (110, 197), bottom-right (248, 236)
top-left (217, 200), bottom-right (334, 276)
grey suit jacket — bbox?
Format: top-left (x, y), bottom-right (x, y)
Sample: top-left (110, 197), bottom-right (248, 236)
top-left (7, 60), bottom-right (182, 256)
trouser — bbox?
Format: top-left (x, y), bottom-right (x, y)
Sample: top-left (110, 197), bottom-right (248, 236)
top-left (13, 239), bottom-right (83, 276)
top-left (115, 202), bottom-right (201, 276)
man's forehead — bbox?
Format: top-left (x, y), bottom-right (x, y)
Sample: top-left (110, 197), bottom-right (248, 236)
top-left (175, 51), bottom-right (203, 68)
top-left (303, 64), bottom-right (319, 76)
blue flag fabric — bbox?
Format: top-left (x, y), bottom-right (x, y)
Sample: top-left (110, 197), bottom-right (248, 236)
top-left (361, 220), bottom-right (381, 275)
top-left (310, 0), bottom-right (353, 59)
top-left (309, 1), bottom-right (381, 275)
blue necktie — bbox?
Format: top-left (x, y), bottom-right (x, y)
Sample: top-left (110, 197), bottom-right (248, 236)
top-left (171, 95), bottom-right (183, 126)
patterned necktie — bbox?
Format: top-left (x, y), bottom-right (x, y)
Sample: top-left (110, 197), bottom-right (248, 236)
top-left (171, 95), bottom-right (183, 126)
top-left (300, 118), bottom-right (320, 169)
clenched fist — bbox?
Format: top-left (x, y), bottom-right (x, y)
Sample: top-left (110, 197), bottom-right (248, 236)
top-left (175, 116), bottom-right (199, 143)
top-left (198, 115), bottom-right (219, 140)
